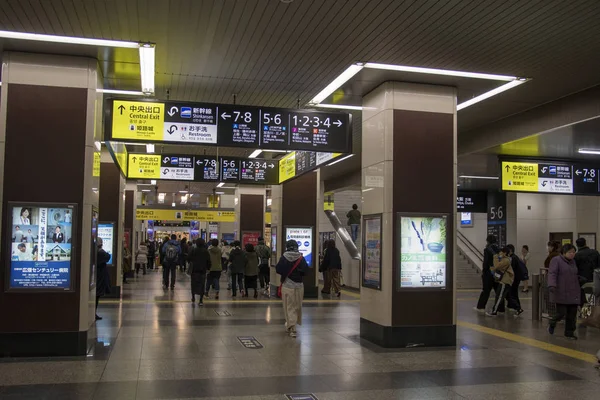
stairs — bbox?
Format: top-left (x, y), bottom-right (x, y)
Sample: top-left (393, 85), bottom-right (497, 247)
top-left (456, 249), bottom-right (481, 289)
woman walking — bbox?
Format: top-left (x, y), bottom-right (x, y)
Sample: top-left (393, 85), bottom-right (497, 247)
top-left (244, 243), bottom-right (260, 298)
top-left (135, 241), bottom-right (149, 275)
top-left (548, 243), bottom-right (581, 340)
top-left (486, 247), bottom-right (514, 316)
top-left (188, 238), bottom-right (210, 305)
top-left (322, 240), bottom-right (342, 297)
top-left (276, 240), bottom-right (310, 338)
top-left (229, 241), bottom-right (246, 297)
top-left (206, 239), bottom-right (222, 300)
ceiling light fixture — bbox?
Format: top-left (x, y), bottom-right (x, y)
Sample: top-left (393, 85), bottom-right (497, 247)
top-left (151, 180), bottom-right (157, 185)
top-left (215, 191), bottom-right (225, 195)
top-left (178, 190), bottom-right (188, 193)
top-left (139, 44), bottom-right (155, 94)
top-left (217, 182), bottom-right (225, 188)
top-left (578, 148), bottom-right (600, 155)
top-left (309, 64), bottom-right (364, 104)
top-left (141, 189), bottom-right (151, 192)
top-left (327, 154), bottom-right (354, 166)
top-left (309, 61), bottom-right (529, 112)
top-left (262, 149), bottom-right (288, 153)
top-left (0, 29), bottom-right (139, 47)
top-left (248, 149), bottom-right (262, 158)
top-left (457, 79), bottom-right (528, 111)
top-left (146, 144), bottom-right (155, 153)
top-left (221, 186), bottom-right (237, 189)
top-left (97, 89), bottom-right (145, 96)
top-left (363, 62), bottom-right (517, 81)
top-left (313, 104), bottom-right (363, 111)
top-left (459, 175), bottom-right (499, 180)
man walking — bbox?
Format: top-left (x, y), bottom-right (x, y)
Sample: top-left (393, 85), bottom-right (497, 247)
top-left (256, 236), bottom-right (272, 296)
top-left (475, 235), bottom-right (503, 313)
top-left (162, 234), bottom-right (181, 290)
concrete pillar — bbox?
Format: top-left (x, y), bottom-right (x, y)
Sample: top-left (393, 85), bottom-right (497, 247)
top-left (0, 52), bottom-right (101, 356)
top-left (359, 82), bottom-right (457, 347)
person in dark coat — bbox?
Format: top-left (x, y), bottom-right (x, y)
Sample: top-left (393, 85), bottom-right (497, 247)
top-left (188, 238), bottom-right (211, 305)
top-left (548, 244), bottom-right (581, 339)
top-left (322, 240), bottom-right (342, 297)
top-left (96, 237), bottom-right (112, 321)
top-left (575, 237), bottom-right (599, 283)
top-left (229, 241), bottom-right (246, 297)
top-left (506, 244), bottom-right (524, 315)
top-left (475, 235), bottom-right (502, 312)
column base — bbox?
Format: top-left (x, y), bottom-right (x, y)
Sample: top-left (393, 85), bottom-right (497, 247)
top-left (360, 318), bottom-right (456, 348)
top-left (104, 285), bottom-right (121, 299)
top-left (0, 331), bottom-right (88, 357)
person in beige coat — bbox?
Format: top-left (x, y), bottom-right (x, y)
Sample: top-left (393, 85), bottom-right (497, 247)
top-left (487, 246), bottom-right (514, 316)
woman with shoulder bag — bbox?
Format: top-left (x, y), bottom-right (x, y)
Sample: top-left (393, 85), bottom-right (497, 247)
top-left (135, 241), bottom-right (149, 275)
top-left (548, 243), bottom-right (581, 340)
top-left (276, 240), bottom-right (310, 338)
top-left (486, 247), bottom-right (514, 316)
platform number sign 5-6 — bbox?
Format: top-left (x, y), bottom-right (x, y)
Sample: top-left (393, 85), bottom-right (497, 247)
top-left (489, 206), bottom-right (504, 220)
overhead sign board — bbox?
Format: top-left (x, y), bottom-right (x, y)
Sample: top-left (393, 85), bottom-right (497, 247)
top-left (456, 191), bottom-right (487, 213)
top-left (108, 99), bottom-right (352, 153)
top-left (502, 159), bottom-right (600, 196)
top-left (136, 209), bottom-right (235, 222)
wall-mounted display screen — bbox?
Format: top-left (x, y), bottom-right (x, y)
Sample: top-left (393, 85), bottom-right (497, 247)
top-left (98, 223), bottom-right (115, 266)
top-left (285, 227), bottom-right (313, 267)
top-left (398, 214), bottom-right (447, 289)
top-left (460, 212), bottom-right (473, 227)
top-left (7, 203), bottom-right (76, 290)
top-left (362, 215), bottom-right (382, 290)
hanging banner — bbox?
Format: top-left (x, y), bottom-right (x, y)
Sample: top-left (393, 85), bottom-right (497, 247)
top-left (362, 214), bottom-right (382, 290)
top-left (242, 231), bottom-right (261, 247)
top-left (136, 209), bottom-right (235, 222)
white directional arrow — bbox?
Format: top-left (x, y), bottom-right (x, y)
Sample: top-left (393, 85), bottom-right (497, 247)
top-left (168, 106), bottom-right (178, 117)
top-left (576, 170), bottom-right (582, 176)
top-left (269, 163), bottom-right (275, 168)
top-left (221, 112), bottom-right (231, 120)
top-left (541, 167), bottom-right (548, 173)
top-left (163, 157), bottom-right (170, 164)
top-left (333, 119), bottom-right (343, 127)
top-left (196, 160), bottom-right (202, 166)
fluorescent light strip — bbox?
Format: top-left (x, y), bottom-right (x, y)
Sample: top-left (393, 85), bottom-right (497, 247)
top-left (97, 89), bottom-right (145, 96)
top-left (217, 182), bottom-right (225, 188)
top-left (457, 79), bottom-right (527, 111)
top-left (459, 175), bottom-right (499, 180)
top-left (248, 150), bottom-right (262, 158)
top-left (221, 186), bottom-right (237, 189)
top-left (139, 44), bottom-right (155, 94)
top-left (327, 154), bottom-right (354, 166)
top-left (578, 149), bottom-right (600, 155)
top-left (262, 149), bottom-right (288, 153)
top-left (363, 62), bottom-right (517, 81)
top-left (310, 64), bottom-right (364, 104)
top-left (313, 103), bottom-right (363, 111)
top-left (0, 30), bottom-right (139, 48)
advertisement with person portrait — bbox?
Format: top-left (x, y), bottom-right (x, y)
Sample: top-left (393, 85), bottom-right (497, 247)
top-left (6, 203), bottom-right (77, 290)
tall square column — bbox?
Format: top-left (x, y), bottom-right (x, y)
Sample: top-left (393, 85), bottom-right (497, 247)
top-left (360, 82), bottom-right (457, 347)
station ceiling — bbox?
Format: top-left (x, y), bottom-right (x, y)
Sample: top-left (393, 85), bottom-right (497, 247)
top-left (2, 0), bottom-right (600, 188)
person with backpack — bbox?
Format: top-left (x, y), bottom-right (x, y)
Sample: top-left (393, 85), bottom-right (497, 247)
top-left (206, 239), bottom-right (223, 300)
top-left (506, 244), bottom-right (525, 316)
top-left (475, 235), bottom-right (502, 313)
top-left (244, 243), bottom-right (260, 298)
top-left (188, 238), bottom-right (211, 306)
top-left (321, 240), bottom-right (343, 297)
top-left (229, 241), bottom-right (246, 297)
top-left (276, 240), bottom-right (310, 338)
top-left (159, 235), bottom-right (170, 267)
top-left (256, 236), bottom-right (272, 296)
top-left (162, 234), bottom-right (181, 290)
top-left (346, 204), bottom-right (361, 242)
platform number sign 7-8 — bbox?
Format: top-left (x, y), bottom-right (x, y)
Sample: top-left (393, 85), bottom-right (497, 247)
top-left (489, 206), bottom-right (504, 220)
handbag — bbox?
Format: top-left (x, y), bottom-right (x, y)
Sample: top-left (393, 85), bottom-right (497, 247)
top-left (581, 306), bottom-right (600, 329)
top-left (278, 257), bottom-right (303, 298)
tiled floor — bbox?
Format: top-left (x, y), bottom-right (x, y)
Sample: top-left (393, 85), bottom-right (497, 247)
top-left (1, 269), bottom-right (600, 399)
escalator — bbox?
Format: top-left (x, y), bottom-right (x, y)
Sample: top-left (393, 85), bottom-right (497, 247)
top-left (324, 209), bottom-right (361, 260)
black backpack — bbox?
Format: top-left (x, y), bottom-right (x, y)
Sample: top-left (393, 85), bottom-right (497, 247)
top-left (164, 243), bottom-right (178, 263)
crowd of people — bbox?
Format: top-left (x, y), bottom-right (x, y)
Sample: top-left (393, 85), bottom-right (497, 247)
top-left (475, 234), bottom-right (600, 341)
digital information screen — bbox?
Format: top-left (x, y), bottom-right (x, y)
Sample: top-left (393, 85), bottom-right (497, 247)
top-left (7, 204), bottom-right (76, 290)
top-left (109, 100), bottom-right (351, 153)
top-left (398, 214), bottom-right (447, 289)
top-left (98, 223), bottom-right (115, 265)
top-left (285, 227), bottom-right (313, 267)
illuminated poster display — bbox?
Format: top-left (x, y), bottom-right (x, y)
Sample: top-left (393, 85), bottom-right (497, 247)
top-left (285, 227), bottom-right (313, 267)
top-left (90, 207), bottom-right (98, 290)
top-left (98, 223), bottom-right (115, 265)
top-left (242, 231), bottom-right (261, 247)
top-left (7, 203), bottom-right (76, 290)
top-left (271, 226), bottom-right (278, 265)
top-left (362, 215), bottom-right (382, 290)
top-left (399, 214), bottom-right (447, 289)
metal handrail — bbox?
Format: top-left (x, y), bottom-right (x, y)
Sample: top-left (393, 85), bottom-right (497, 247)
top-left (457, 231), bottom-right (484, 263)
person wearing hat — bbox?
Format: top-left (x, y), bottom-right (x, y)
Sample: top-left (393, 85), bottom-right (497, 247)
top-left (95, 237), bottom-right (112, 321)
top-left (276, 240), bottom-right (310, 338)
